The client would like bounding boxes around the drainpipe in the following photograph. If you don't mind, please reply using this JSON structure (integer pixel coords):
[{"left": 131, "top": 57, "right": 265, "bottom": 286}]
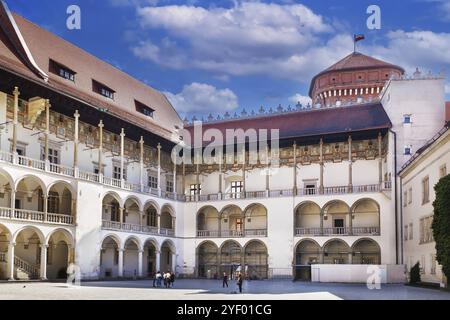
[
  {"left": 399, "top": 175, "right": 404, "bottom": 265},
  {"left": 389, "top": 129, "right": 399, "bottom": 265}
]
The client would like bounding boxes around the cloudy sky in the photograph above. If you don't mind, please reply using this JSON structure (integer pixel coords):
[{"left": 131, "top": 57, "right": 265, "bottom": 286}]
[{"left": 8, "top": 0, "right": 450, "bottom": 119}]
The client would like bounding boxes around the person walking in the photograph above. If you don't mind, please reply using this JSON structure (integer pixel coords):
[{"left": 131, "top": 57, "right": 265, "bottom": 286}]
[
  {"left": 237, "top": 272, "right": 243, "bottom": 293},
  {"left": 222, "top": 272, "right": 229, "bottom": 288},
  {"left": 156, "top": 271, "right": 162, "bottom": 288}
]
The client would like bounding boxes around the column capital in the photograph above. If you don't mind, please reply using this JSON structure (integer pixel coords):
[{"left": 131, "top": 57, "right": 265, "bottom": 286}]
[
  {"left": 120, "top": 128, "right": 125, "bottom": 137},
  {"left": 74, "top": 110, "right": 80, "bottom": 118},
  {"left": 157, "top": 143, "right": 161, "bottom": 150},
  {"left": 138, "top": 250, "right": 144, "bottom": 254},
  {"left": 139, "top": 136, "right": 144, "bottom": 145},
  {"left": 40, "top": 244, "right": 49, "bottom": 249},
  {"left": 13, "top": 86, "right": 20, "bottom": 96},
  {"left": 8, "top": 242, "right": 16, "bottom": 247},
  {"left": 45, "top": 99, "right": 51, "bottom": 109},
  {"left": 98, "top": 120, "right": 104, "bottom": 128}
]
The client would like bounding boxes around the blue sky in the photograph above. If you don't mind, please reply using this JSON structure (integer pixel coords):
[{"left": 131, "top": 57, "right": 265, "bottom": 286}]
[{"left": 7, "top": 0, "right": 450, "bottom": 119}]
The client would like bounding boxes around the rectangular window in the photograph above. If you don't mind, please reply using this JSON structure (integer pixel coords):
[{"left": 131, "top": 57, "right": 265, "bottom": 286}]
[
  {"left": 166, "top": 179, "right": 173, "bottom": 193},
  {"left": 403, "top": 114, "right": 412, "bottom": 124},
  {"left": 408, "top": 188, "right": 412, "bottom": 204},
  {"left": 440, "top": 164, "right": 447, "bottom": 178},
  {"left": 113, "top": 166, "right": 127, "bottom": 180},
  {"left": 148, "top": 175, "right": 158, "bottom": 189},
  {"left": 421, "top": 255, "right": 426, "bottom": 274},
  {"left": 231, "top": 181, "right": 243, "bottom": 198},
  {"left": 404, "top": 225, "right": 408, "bottom": 241},
  {"left": 431, "top": 254, "right": 436, "bottom": 275},
  {"left": 190, "top": 184, "right": 201, "bottom": 196},
  {"left": 49, "top": 59, "right": 75, "bottom": 82},
  {"left": 419, "top": 218, "right": 425, "bottom": 244},
  {"left": 403, "top": 190, "right": 408, "bottom": 207},
  {"left": 422, "top": 176, "right": 430, "bottom": 204},
  {"left": 135, "top": 100, "right": 154, "bottom": 118},
  {"left": 409, "top": 222, "right": 413, "bottom": 240},
  {"left": 93, "top": 80, "right": 115, "bottom": 100},
  {"left": 404, "top": 146, "right": 412, "bottom": 156},
  {"left": 304, "top": 182, "right": 317, "bottom": 195},
  {"left": 41, "top": 147, "right": 60, "bottom": 164}
]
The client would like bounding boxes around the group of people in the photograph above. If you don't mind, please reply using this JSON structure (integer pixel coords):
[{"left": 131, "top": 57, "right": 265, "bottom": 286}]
[
  {"left": 222, "top": 272, "right": 244, "bottom": 293},
  {"left": 153, "top": 271, "right": 175, "bottom": 288}
]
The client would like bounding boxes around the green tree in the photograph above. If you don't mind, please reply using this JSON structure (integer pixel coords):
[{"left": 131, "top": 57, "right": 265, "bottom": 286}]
[
  {"left": 432, "top": 175, "right": 450, "bottom": 286},
  {"left": 409, "top": 262, "right": 421, "bottom": 284}
]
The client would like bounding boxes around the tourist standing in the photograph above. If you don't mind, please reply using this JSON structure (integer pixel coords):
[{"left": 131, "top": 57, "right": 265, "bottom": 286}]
[
  {"left": 222, "top": 272, "right": 229, "bottom": 288},
  {"left": 170, "top": 272, "right": 175, "bottom": 288},
  {"left": 237, "top": 272, "right": 243, "bottom": 293},
  {"left": 156, "top": 271, "right": 162, "bottom": 288}
]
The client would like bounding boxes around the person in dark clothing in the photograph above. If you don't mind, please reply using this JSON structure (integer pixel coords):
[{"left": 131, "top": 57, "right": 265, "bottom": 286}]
[
  {"left": 222, "top": 272, "right": 229, "bottom": 288},
  {"left": 170, "top": 272, "right": 175, "bottom": 288},
  {"left": 237, "top": 272, "right": 243, "bottom": 293}
]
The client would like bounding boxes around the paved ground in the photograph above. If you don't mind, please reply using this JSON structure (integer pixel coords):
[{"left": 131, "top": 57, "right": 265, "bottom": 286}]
[{"left": 0, "top": 279, "right": 449, "bottom": 300}]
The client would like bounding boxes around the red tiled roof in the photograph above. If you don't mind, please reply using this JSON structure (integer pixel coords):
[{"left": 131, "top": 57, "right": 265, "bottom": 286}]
[
  {"left": 446, "top": 102, "right": 450, "bottom": 122},
  {"left": 186, "top": 102, "right": 391, "bottom": 146}
]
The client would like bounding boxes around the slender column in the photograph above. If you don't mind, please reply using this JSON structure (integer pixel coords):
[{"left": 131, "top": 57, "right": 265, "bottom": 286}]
[
  {"left": 293, "top": 142, "right": 297, "bottom": 194},
  {"left": 155, "top": 250, "right": 161, "bottom": 272},
  {"left": 139, "top": 211, "right": 144, "bottom": 227},
  {"left": 320, "top": 211, "right": 324, "bottom": 236},
  {"left": 98, "top": 120, "right": 104, "bottom": 175},
  {"left": 139, "top": 136, "right": 144, "bottom": 191},
  {"left": 7, "top": 242, "right": 15, "bottom": 280},
  {"left": 10, "top": 190, "right": 15, "bottom": 210},
  {"left": 173, "top": 161, "right": 177, "bottom": 196},
  {"left": 44, "top": 100, "right": 51, "bottom": 171},
  {"left": 73, "top": 110, "right": 80, "bottom": 170},
  {"left": 43, "top": 196, "right": 48, "bottom": 222},
  {"left": 120, "top": 128, "right": 125, "bottom": 187},
  {"left": 319, "top": 138, "right": 324, "bottom": 194},
  {"left": 348, "top": 135, "right": 353, "bottom": 192},
  {"left": 265, "top": 146, "right": 270, "bottom": 197},
  {"left": 138, "top": 250, "right": 143, "bottom": 277},
  {"left": 182, "top": 163, "right": 186, "bottom": 196},
  {"left": 40, "top": 244, "right": 48, "bottom": 280},
  {"left": 378, "top": 132, "right": 383, "bottom": 185},
  {"left": 242, "top": 147, "right": 246, "bottom": 196},
  {"left": 12, "top": 87, "right": 19, "bottom": 155},
  {"left": 119, "top": 207, "right": 124, "bottom": 224},
  {"left": 196, "top": 163, "right": 200, "bottom": 201},
  {"left": 349, "top": 209, "right": 353, "bottom": 236},
  {"left": 118, "top": 249, "right": 124, "bottom": 277},
  {"left": 218, "top": 159, "right": 223, "bottom": 195},
  {"left": 157, "top": 143, "right": 162, "bottom": 196}
]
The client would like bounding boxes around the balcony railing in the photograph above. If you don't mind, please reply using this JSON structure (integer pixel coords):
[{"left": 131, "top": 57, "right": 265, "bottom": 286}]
[
  {"left": 101, "top": 220, "right": 174, "bottom": 237},
  {"left": 196, "top": 229, "right": 267, "bottom": 238},
  {"left": 0, "top": 207, "right": 74, "bottom": 225},
  {"left": 295, "top": 226, "right": 380, "bottom": 236}
]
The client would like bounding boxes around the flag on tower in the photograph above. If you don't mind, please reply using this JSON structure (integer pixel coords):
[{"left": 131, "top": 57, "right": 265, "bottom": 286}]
[{"left": 353, "top": 34, "right": 365, "bottom": 52}]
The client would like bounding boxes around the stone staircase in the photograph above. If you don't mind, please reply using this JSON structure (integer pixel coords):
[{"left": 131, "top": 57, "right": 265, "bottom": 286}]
[{"left": 14, "top": 256, "right": 40, "bottom": 280}]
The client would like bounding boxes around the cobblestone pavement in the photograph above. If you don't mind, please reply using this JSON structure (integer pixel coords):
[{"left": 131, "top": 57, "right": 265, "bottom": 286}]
[{"left": 0, "top": 279, "right": 449, "bottom": 300}]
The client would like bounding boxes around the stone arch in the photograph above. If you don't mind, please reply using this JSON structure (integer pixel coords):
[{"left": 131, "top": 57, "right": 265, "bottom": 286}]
[
  {"left": 196, "top": 240, "right": 219, "bottom": 279},
  {"left": 220, "top": 205, "right": 244, "bottom": 237},
  {"left": 196, "top": 205, "right": 220, "bottom": 237},
  {"left": 323, "top": 238, "right": 351, "bottom": 264},
  {"left": 322, "top": 200, "right": 351, "bottom": 235},
  {"left": 124, "top": 195, "right": 142, "bottom": 212},
  {"left": 12, "top": 225, "right": 45, "bottom": 244},
  {"left": 124, "top": 197, "right": 142, "bottom": 226},
  {"left": 351, "top": 238, "right": 381, "bottom": 265},
  {"left": 47, "top": 181, "right": 75, "bottom": 215},
  {"left": 294, "top": 201, "right": 321, "bottom": 236},
  {"left": 14, "top": 175, "right": 47, "bottom": 211},
  {"left": 219, "top": 240, "right": 242, "bottom": 278},
  {"left": 102, "top": 192, "right": 122, "bottom": 223},
  {"left": 46, "top": 228, "right": 74, "bottom": 280},
  {"left": 160, "top": 204, "right": 175, "bottom": 231},
  {"left": 100, "top": 235, "right": 121, "bottom": 278},
  {"left": 243, "top": 240, "right": 268, "bottom": 279},
  {"left": 12, "top": 226, "right": 45, "bottom": 279},
  {"left": 143, "top": 238, "right": 159, "bottom": 277},
  {"left": 350, "top": 198, "right": 381, "bottom": 235},
  {"left": 160, "top": 239, "right": 176, "bottom": 273},
  {"left": 0, "top": 169, "right": 15, "bottom": 209}
]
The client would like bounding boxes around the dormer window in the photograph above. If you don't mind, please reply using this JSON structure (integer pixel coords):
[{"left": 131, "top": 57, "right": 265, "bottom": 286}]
[
  {"left": 93, "top": 80, "right": 115, "bottom": 100},
  {"left": 49, "top": 59, "right": 75, "bottom": 81},
  {"left": 135, "top": 100, "right": 154, "bottom": 118}
]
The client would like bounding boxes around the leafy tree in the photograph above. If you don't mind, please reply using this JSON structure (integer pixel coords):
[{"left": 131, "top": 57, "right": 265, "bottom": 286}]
[
  {"left": 409, "top": 262, "right": 421, "bottom": 284},
  {"left": 432, "top": 175, "right": 450, "bottom": 286}
]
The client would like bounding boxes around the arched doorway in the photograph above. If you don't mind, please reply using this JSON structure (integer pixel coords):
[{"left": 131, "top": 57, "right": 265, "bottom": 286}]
[
  {"left": 46, "top": 229, "right": 74, "bottom": 280},
  {"left": 323, "top": 239, "right": 350, "bottom": 264},
  {"left": 0, "top": 223, "right": 12, "bottom": 280},
  {"left": 244, "top": 240, "right": 268, "bottom": 279},
  {"left": 100, "top": 235, "right": 120, "bottom": 278},
  {"left": 352, "top": 239, "right": 381, "bottom": 264},
  {"left": 219, "top": 240, "right": 242, "bottom": 279},
  {"left": 143, "top": 239, "right": 157, "bottom": 277},
  {"left": 160, "top": 240, "right": 175, "bottom": 273},
  {"left": 123, "top": 237, "right": 140, "bottom": 278},
  {"left": 197, "top": 241, "right": 218, "bottom": 279},
  {"left": 295, "top": 239, "right": 321, "bottom": 281},
  {"left": 13, "top": 227, "right": 45, "bottom": 280}
]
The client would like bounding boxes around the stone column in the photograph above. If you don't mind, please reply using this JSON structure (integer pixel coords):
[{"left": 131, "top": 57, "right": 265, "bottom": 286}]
[
  {"left": 293, "top": 142, "right": 297, "bottom": 195},
  {"left": 218, "top": 158, "right": 223, "bottom": 197},
  {"left": 98, "top": 120, "right": 104, "bottom": 175},
  {"left": 348, "top": 135, "right": 353, "bottom": 192},
  {"left": 10, "top": 190, "right": 15, "bottom": 210},
  {"left": 138, "top": 250, "right": 143, "bottom": 277},
  {"left": 378, "top": 133, "right": 383, "bottom": 185},
  {"left": 182, "top": 163, "right": 186, "bottom": 196},
  {"left": 348, "top": 209, "right": 353, "bottom": 236},
  {"left": 173, "top": 161, "right": 177, "bottom": 196},
  {"left": 319, "top": 138, "right": 324, "bottom": 194},
  {"left": 139, "top": 136, "right": 144, "bottom": 192},
  {"left": 44, "top": 100, "right": 51, "bottom": 171},
  {"left": 7, "top": 242, "right": 15, "bottom": 280},
  {"left": 119, "top": 207, "right": 124, "bottom": 224},
  {"left": 118, "top": 249, "right": 124, "bottom": 277},
  {"left": 43, "top": 196, "right": 48, "bottom": 222},
  {"left": 40, "top": 244, "right": 48, "bottom": 280},
  {"left": 242, "top": 147, "right": 246, "bottom": 197},
  {"left": 156, "top": 250, "right": 161, "bottom": 272},
  {"left": 196, "top": 163, "right": 200, "bottom": 201},
  {"left": 120, "top": 128, "right": 125, "bottom": 187},
  {"left": 139, "top": 210, "right": 144, "bottom": 227},
  {"left": 12, "top": 87, "right": 19, "bottom": 156},
  {"left": 172, "top": 253, "right": 177, "bottom": 273},
  {"left": 73, "top": 110, "right": 80, "bottom": 170},
  {"left": 157, "top": 143, "right": 162, "bottom": 196}
]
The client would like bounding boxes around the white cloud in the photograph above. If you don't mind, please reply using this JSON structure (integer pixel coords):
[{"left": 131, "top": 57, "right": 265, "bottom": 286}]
[
  {"left": 132, "top": 2, "right": 342, "bottom": 82},
  {"left": 289, "top": 93, "right": 312, "bottom": 106},
  {"left": 164, "top": 82, "right": 239, "bottom": 115}
]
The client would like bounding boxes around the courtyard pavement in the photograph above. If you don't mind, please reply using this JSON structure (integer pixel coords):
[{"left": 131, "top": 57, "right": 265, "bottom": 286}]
[{"left": 0, "top": 279, "right": 449, "bottom": 300}]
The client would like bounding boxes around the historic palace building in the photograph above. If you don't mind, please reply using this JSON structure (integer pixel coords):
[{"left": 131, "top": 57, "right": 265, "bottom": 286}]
[{"left": 0, "top": 1, "right": 447, "bottom": 283}]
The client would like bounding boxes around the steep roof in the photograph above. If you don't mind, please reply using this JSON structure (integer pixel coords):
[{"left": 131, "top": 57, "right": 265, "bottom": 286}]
[
  {"left": 0, "top": 1, "right": 183, "bottom": 143},
  {"left": 308, "top": 52, "right": 405, "bottom": 97},
  {"left": 186, "top": 102, "right": 392, "bottom": 146}
]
